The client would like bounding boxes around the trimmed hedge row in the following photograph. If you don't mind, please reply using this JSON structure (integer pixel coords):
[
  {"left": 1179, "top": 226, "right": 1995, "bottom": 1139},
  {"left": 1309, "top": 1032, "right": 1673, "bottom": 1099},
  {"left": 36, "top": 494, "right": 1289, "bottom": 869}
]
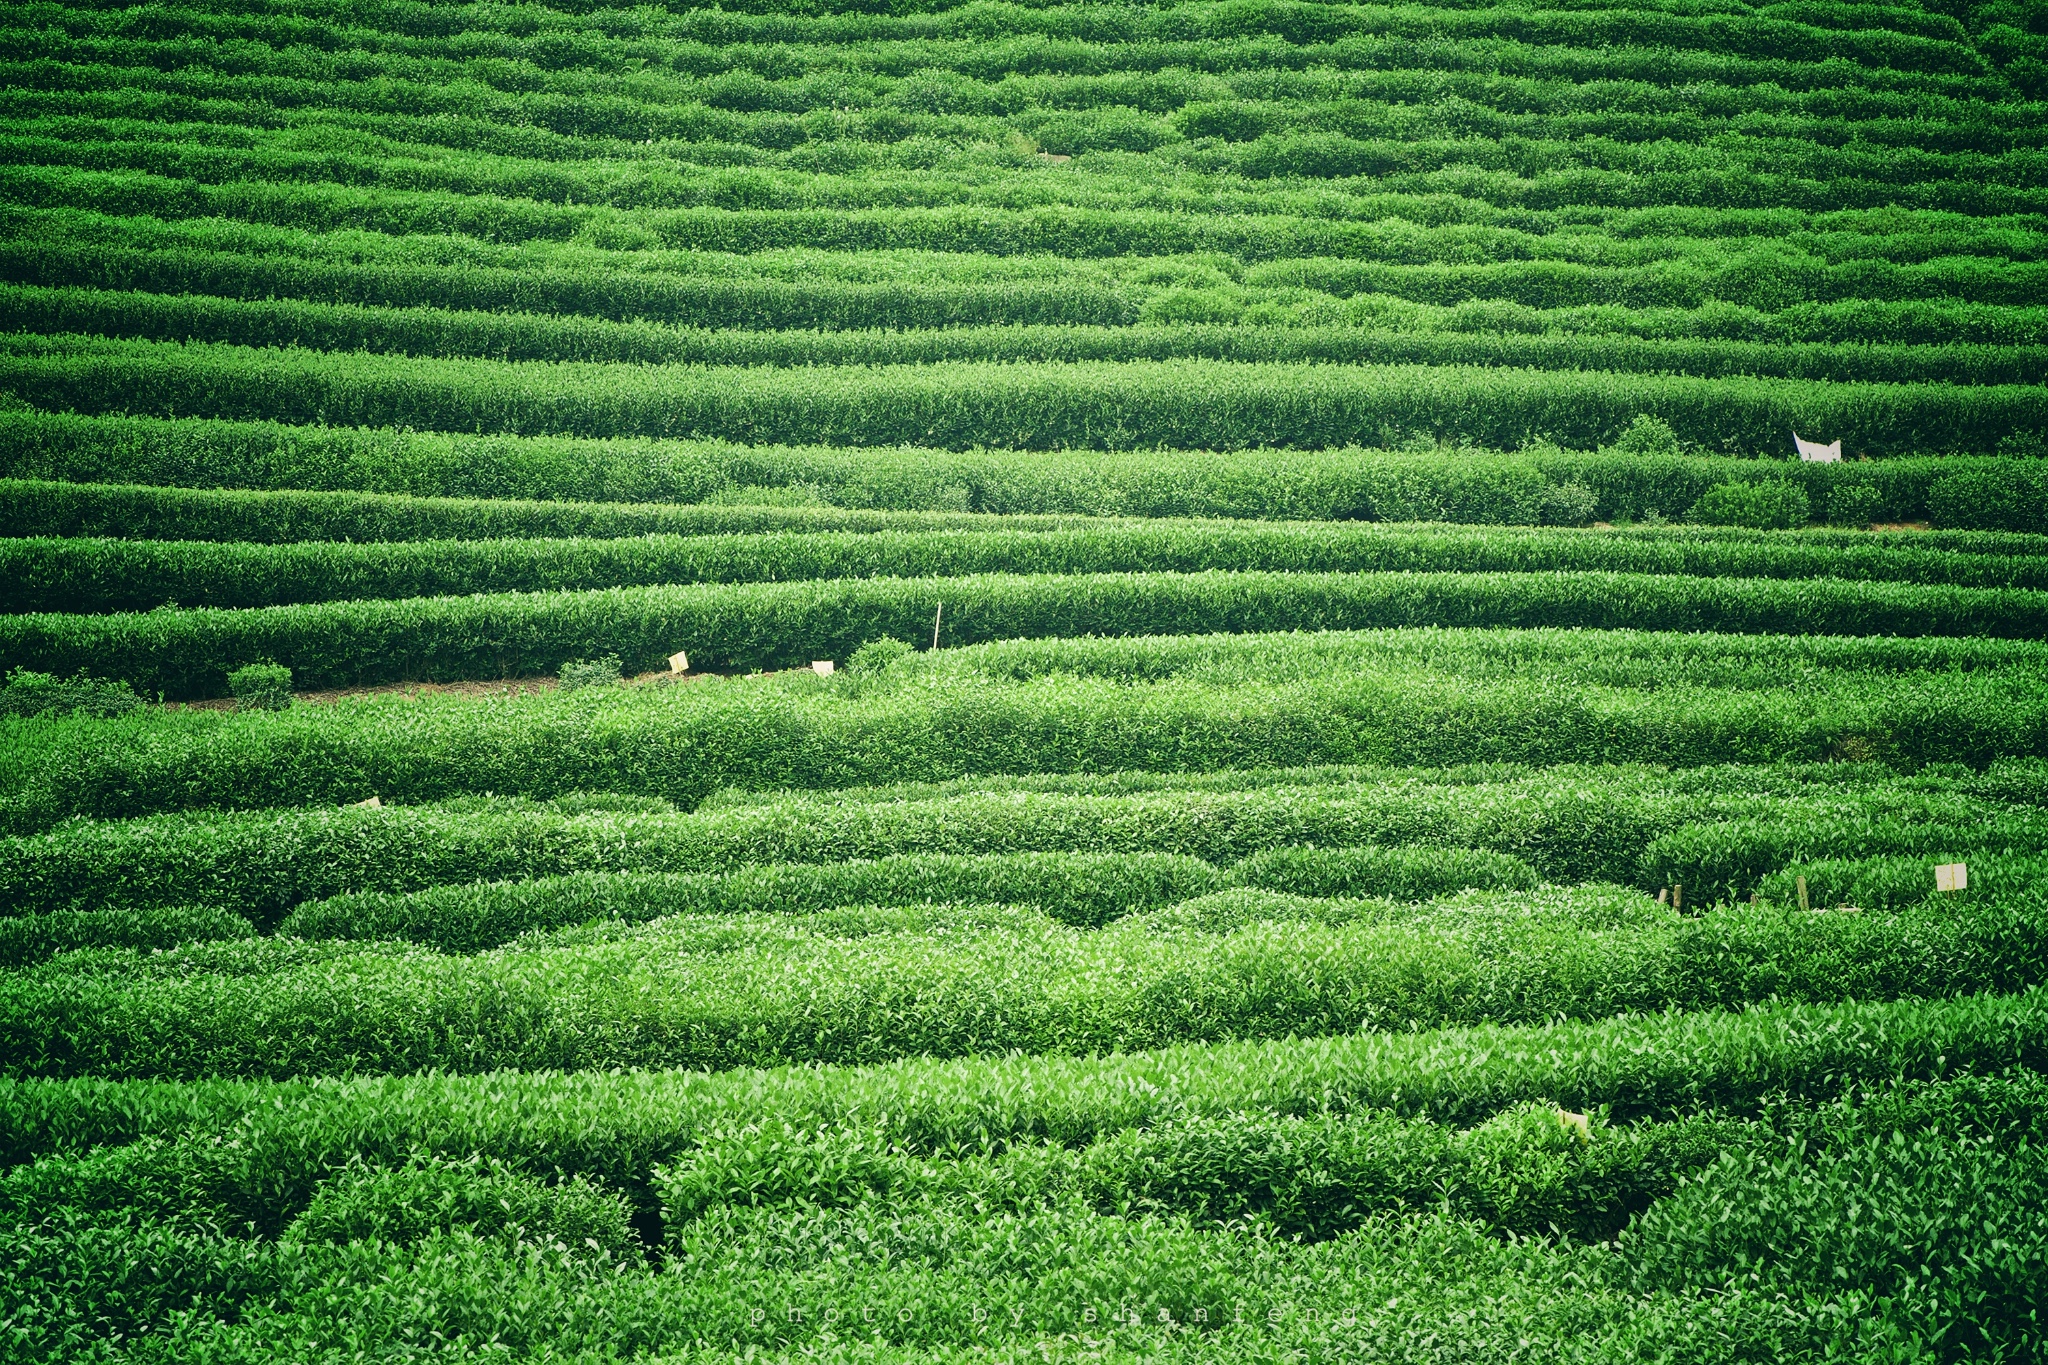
[
  {"left": 12, "top": 1158, "right": 2016, "bottom": 1360},
  {"left": 4, "top": 987, "right": 2042, "bottom": 1184},
  {"left": 9, "top": 631, "right": 2047, "bottom": 828},
  {"left": 1757, "top": 853, "right": 2048, "bottom": 910},
  {"left": 9, "top": 410, "right": 2044, "bottom": 531},
  {"left": 14, "top": 521, "right": 2048, "bottom": 615},
  {"left": 12, "top": 889, "right": 2044, "bottom": 1079},
  {"left": 0, "top": 478, "right": 1128, "bottom": 544},
  {"left": 5, "top": 2, "right": 1998, "bottom": 78},
  {"left": 13, "top": 477, "right": 2048, "bottom": 559},
  {"left": 0, "top": 905, "right": 254, "bottom": 969},
  {"left": 13, "top": 284, "right": 2045, "bottom": 385},
  {"left": 36, "top": 206, "right": 2046, "bottom": 302},
  {"left": 7, "top": 568, "right": 2047, "bottom": 697},
  {"left": 283, "top": 852, "right": 1229, "bottom": 948},
  {"left": 1, "top": 771, "right": 2028, "bottom": 921},
  {"left": 5, "top": 334, "right": 2044, "bottom": 456},
  {"left": 275, "top": 844, "right": 1537, "bottom": 951}
]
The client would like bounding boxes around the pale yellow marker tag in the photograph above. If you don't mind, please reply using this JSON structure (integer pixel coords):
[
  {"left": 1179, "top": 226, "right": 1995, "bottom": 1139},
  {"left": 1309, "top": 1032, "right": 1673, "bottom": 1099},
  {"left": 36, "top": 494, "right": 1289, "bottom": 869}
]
[
  {"left": 353, "top": 795, "right": 382, "bottom": 809},
  {"left": 1557, "top": 1109, "right": 1592, "bottom": 1142},
  {"left": 1935, "top": 862, "right": 1968, "bottom": 892},
  {"left": 811, "top": 660, "right": 834, "bottom": 677},
  {"left": 668, "top": 650, "right": 689, "bottom": 674}
]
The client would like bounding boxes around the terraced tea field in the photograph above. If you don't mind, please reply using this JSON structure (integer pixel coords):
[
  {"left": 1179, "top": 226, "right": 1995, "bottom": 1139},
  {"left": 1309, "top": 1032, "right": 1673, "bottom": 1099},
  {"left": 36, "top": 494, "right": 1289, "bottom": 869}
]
[{"left": 3, "top": 0, "right": 2048, "bottom": 1358}]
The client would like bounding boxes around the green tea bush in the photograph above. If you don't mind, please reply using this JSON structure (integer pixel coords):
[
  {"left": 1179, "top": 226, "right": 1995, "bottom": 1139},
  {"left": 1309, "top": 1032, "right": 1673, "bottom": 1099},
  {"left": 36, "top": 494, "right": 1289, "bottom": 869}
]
[
  {"left": 8, "top": 633, "right": 2047, "bottom": 831},
  {"left": 9, "top": 568, "right": 2046, "bottom": 699},
  {"left": 3, "top": 0, "right": 2046, "bottom": 1349},
  {"left": 5, "top": 990, "right": 2043, "bottom": 1193},
  {"left": 9, "top": 891, "right": 2043, "bottom": 1079},
  {"left": 280, "top": 853, "right": 1224, "bottom": 949},
  {"left": 0, "top": 768, "right": 1967, "bottom": 919},
  {"left": 1825, "top": 481, "right": 1884, "bottom": 527},
  {"left": 557, "top": 655, "right": 622, "bottom": 691},
  {"left": 1756, "top": 853, "right": 2048, "bottom": 910},
  {"left": 8, "top": 411, "right": 2041, "bottom": 529},
  {"left": 1929, "top": 464, "right": 2048, "bottom": 534},
  {"left": 19, "top": 519, "right": 2048, "bottom": 615},
  {"left": 225, "top": 662, "right": 291, "bottom": 711},
  {"left": 848, "top": 635, "right": 915, "bottom": 673},
  {"left": 1608, "top": 414, "right": 1685, "bottom": 458},
  {"left": 283, "top": 1154, "right": 636, "bottom": 1258},
  {"left": 0, "top": 667, "right": 140, "bottom": 719},
  {"left": 1623, "top": 1131, "right": 2048, "bottom": 1358},
  {"left": 0, "top": 906, "right": 255, "bottom": 969},
  {"left": 1539, "top": 480, "right": 1599, "bottom": 526},
  {"left": 655, "top": 1102, "right": 1748, "bottom": 1242},
  {"left": 7, "top": 334, "right": 2040, "bottom": 458},
  {"left": 1235, "top": 844, "right": 1540, "bottom": 899},
  {"left": 1687, "top": 481, "right": 1811, "bottom": 530}
]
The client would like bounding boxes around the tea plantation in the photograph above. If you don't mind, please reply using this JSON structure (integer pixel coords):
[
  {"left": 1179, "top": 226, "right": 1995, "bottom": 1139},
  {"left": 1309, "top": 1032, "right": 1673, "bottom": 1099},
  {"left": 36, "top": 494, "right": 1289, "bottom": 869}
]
[{"left": 3, "top": 0, "right": 2048, "bottom": 1358}]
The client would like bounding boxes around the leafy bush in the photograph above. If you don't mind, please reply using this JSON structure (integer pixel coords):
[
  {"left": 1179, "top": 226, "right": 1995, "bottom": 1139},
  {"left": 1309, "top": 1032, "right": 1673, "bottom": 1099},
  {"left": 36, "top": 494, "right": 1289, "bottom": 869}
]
[
  {"left": 1929, "top": 465, "right": 2048, "bottom": 534},
  {"left": 281, "top": 852, "right": 1223, "bottom": 950},
  {"left": 11, "top": 566, "right": 2046, "bottom": 699},
  {"left": 225, "top": 661, "right": 292, "bottom": 711},
  {"left": 655, "top": 1102, "right": 1745, "bottom": 1242},
  {"left": 1539, "top": 480, "right": 1598, "bottom": 526},
  {"left": 12, "top": 889, "right": 2045, "bottom": 1079},
  {"left": 284, "top": 1154, "right": 636, "bottom": 1258},
  {"left": 9, "top": 335, "right": 2040, "bottom": 458},
  {"left": 0, "top": 667, "right": 141, "bottom": 719},
  {"left": 1687, "top": 480, "right": 1810, "bottom": 530},
  {"left": 0, "top": 766, "right": 1973, "bottom": 920},
  {"left": 1624, "top": 1131, "right": 2048, "bottom": 1358},
  {"left": 1826, "top": 481, "right": 1883, "bottom": 527},
  {"left": 558, "top": 655, "right": 622, "bottom": 691},
  {"left": 1235, "top": 844, "right": 1540, "bottom": 900},
  {"left": 5, "top": 414, "right": 2034, "bottom": 530},
  {"left": 19, "top": 518, "right": 2048, "bottom": 616},
  {"left": 0, "top": 905, "right": 255, "bottom": 969},
  {"left": 7, "top": 636, "right": 2047, "bottom": 831},
  {"left": 7, "top": 990, "right": 2042, "bottom": 1201},
  {"left": 1609, "top": 414, "right": 1685, "bottom": 457},
  {"left": 848, "top": 635, "right": 915, "bottom": 674}
]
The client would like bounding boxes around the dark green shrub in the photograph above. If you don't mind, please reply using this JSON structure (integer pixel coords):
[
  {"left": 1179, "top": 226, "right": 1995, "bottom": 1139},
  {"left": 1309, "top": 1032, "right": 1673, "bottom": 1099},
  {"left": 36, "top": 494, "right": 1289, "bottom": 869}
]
[
  {"left": 1623, "top": 1131, "right": 2048, "bottom": 1358},
  {"left": 558, "top": 655, "right": 622, "bottom": 691},
  {"left": 849, "top": 636, "right": 915, "bottom": 673},
  {"left": 1609, "top": 414, "right": 1684, "bottom": 457},
  {"left": 0, "top": 905, "right": 255, "bottom": 969},
  {"left": 1687, "top": 480, "right": 1810, "bottom": 530},
  {"left": 1236, "top": 844, "right": 1540, "bottom": 900},
  {"left": 225, "top": 662, "right": 292, "bottom": 711},
  {"left": 1539, "top": 481, "right": 1598, "bottom": 526},
  {"left": 0, "top": 667, "right": 141, "bottom": 719},
  {"left": 283, "top": 1154, "right": 636, "bottom": 1257},
  {"left": 1929, "top": 467, "right": 2048, "bottom": 533},
  {"left": 1826, "top": 481, "right": 1883, "bottom": 527}
]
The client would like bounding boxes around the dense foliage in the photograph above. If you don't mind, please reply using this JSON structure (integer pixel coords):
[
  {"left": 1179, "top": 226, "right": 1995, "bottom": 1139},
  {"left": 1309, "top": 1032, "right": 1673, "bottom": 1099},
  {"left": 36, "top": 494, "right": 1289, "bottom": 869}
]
[{"left": 5, "top": 0, "right": 2048, "bottom": 1356}]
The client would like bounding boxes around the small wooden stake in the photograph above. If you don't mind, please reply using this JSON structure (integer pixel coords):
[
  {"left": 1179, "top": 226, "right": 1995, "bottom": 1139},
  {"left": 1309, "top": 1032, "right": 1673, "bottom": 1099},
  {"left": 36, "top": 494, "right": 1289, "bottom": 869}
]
[
  {"left": 1656, "top": 887, "right": 1668, "bottom": 905},
  {"left": 932, "top": 601, "right": 944, "bottom": 651},
  {"left": 1672, "top": 882, "right": 1683, "bottom": 914},
  {"left": 1796, "top": 874, "right": 1809, "bottom": 914}
]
